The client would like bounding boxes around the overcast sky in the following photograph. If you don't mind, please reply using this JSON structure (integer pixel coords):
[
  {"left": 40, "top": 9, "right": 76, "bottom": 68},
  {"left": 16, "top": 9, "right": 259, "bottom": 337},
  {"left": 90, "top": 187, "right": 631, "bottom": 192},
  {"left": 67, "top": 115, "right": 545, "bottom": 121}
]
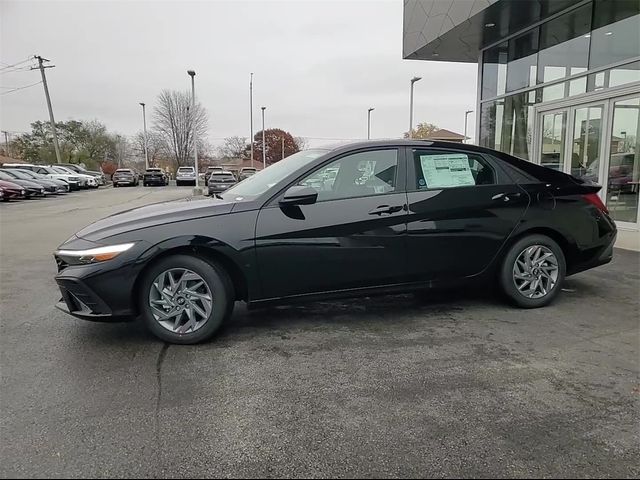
[{"left": 0, "top": 0, "right": 477, "bottom": 148}]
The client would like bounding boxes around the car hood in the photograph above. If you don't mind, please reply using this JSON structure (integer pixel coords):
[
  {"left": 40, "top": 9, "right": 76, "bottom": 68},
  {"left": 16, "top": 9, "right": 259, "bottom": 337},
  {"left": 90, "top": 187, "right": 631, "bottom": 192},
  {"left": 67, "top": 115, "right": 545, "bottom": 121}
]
[
  {"left": 75, "top": 196, "right": 236, "bottom": 241},
  {"left": 0, "top": 179, "right": 23, "bottom": 191},
  {"left": 3, "top": 178, "right": 42, "bottom": 189}
]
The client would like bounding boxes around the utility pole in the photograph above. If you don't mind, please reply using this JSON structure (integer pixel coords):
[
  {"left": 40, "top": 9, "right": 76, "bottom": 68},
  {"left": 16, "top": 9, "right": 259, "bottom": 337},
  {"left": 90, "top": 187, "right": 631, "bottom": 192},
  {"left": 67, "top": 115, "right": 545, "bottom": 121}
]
[
  {"left": 250, "top": 73, "right": 254, "bottom": 168},
  {"left": 187, "top": 70, "right": 201, "bottom": 195},
  {"left": 261, "top": 107, "right": 266, "bottom": 169},
  {"left": 367, "top": 107, "right": 375, "bottom": 140},
  {"left": 1, "top": 131, "right": 9, "bottom": 157},
  {"left": 139, "top": 102, "right": 149, "bottom": 170},
  {"left": 409, "top": 76, "right": 422, "bottom": 138},
  {"left": 33, "top": 56, "right": 62, "bottom": 164}
]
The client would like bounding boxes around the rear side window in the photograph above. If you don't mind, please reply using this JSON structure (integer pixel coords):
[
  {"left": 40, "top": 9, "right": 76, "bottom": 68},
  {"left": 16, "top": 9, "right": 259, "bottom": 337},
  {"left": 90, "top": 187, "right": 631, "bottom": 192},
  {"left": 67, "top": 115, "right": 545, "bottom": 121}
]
[{"left": 411, "top": 150, "right": 496, "bottom": 190}]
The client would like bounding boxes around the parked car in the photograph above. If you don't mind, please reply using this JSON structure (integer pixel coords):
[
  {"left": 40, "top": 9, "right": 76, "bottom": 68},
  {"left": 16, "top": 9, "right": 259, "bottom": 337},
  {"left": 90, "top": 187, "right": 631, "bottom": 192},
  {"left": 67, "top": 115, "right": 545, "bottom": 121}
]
[
  {"left": 6, "top": 164, "right": 81, "bottom": 191},
  {"left": 57, "top": 163, "right": 106, "bottom": 186},
  {"left": 0, "top": 168, "right": 65, "bottom": 194},
  {"left": 0, "top": 179, "right": 26, "bottom": 201},
  {"left": 112, "top": 169, "right": 140, "bottom": 187},
  {"left": 53, "top": 140, "right": 617, "bottom": 344},
  {"left": 7, "top": 168, "right": 69, "bottom": 193},
  {"left": 204, "top": 166, "right": 224, "bottom": 185},
  {"left": 206, "top": 171, "right": 237, "bottom": 196},
  {"left": 143, "top": 168, "right": 169, "bottom": 186},
  {"left": 176, "top": 166, "right": 197, "bottom": 186},
  {"left": 50, "top": 166, "right": 98, "bottom": 188},
  {"left": 238, "top": 167, "right": 258, "bottom": 181},
  {"left": 0, "top": 170, "right": 45, "bottom": 197}
]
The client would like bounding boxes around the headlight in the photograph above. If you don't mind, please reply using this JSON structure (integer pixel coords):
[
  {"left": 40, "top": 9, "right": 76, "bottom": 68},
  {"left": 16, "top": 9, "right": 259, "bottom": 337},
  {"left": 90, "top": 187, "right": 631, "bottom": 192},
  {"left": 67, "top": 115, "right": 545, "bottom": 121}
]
[{"left": 56, "top": 242, "right": 135, "bottom": 265}]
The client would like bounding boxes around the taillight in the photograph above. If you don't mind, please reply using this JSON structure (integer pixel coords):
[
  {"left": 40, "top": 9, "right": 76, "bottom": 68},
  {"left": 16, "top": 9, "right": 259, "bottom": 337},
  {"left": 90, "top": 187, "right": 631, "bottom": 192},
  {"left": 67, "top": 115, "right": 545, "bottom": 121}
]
[{"left": 582, "top": 193, "right": 608, "bottom": 214}]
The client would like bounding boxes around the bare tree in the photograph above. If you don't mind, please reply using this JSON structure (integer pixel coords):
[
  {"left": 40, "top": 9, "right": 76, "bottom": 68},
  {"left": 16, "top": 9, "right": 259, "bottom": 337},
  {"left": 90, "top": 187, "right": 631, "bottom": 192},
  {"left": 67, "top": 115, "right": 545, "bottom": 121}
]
[
  {"left": 152, "top": 89, "right": 208, "bottom": 168},
  {"left": 218, "top": 136, "right": 248, "bottom": 159},
  {"left": 132, "top": 130, "right": 167, "bottom": 168}
]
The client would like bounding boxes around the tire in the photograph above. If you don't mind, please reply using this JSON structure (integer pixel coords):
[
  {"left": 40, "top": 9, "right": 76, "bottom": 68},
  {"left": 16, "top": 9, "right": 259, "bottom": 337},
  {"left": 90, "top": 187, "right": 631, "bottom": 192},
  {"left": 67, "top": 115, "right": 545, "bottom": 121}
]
[
  {"left": 499, "top": 234, "right": 566, "bottom": 308},
  {"left": 138, "top": 254, "right": 234, "bottom": 344},
  {"left": 143, "top": 182, "right": 147, "bottom": 187}
]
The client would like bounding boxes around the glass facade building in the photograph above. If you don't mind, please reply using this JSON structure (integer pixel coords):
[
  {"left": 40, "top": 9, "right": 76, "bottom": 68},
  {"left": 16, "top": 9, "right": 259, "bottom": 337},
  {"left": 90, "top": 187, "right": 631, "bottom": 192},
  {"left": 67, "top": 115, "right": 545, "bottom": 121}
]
[{"left": 403, "top": 0, "right": 640, "bottom": 248}]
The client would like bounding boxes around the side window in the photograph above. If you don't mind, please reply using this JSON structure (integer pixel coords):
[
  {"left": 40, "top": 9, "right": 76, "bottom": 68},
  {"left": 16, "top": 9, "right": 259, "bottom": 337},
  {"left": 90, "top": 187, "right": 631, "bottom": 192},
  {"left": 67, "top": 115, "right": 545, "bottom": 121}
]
[
  {"left": 411, "top": 149, "right": 496, "bottom": 190},
  {"left": 299, "top": 149, "right": 398, "bottom": 201}
]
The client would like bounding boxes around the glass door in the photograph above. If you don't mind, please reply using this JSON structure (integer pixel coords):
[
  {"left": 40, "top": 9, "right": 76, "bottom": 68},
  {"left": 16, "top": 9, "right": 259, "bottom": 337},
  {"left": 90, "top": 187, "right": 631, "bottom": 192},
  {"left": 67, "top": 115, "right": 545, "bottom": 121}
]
[
  {"left": 568, "top": 104, "right": 606, "bottom": 185},
  {"left": 538, "top": 109, "right": 567, "bottom": 171},
  {"left": 536, "top": 102, "right": 608, "bottom": 184},
  {"left": 604, "top": 96, "right": 640, "bottom": 225}
]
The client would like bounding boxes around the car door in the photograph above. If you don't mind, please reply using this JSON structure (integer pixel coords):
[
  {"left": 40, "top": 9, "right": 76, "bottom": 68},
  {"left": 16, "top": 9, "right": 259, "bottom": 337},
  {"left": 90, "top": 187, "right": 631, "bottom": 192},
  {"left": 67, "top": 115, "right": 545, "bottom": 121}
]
[
  {"left": 405, "top": 146, "right": 529, "bottom": 282},
  {"left": 255, "top": 147, "right": 408, "bottom": 300}
]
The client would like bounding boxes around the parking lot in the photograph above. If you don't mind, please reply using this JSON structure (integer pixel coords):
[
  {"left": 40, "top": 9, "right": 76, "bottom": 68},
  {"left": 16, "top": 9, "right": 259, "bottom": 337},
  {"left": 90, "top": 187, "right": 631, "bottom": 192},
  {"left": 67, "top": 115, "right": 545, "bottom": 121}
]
[{"left": 1, "top": 186, "right": 639, "bottom": 478}]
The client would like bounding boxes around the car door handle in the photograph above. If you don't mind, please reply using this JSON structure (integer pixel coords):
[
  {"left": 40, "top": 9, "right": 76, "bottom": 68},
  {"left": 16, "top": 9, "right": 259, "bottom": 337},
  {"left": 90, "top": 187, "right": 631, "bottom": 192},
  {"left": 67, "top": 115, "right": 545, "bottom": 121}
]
[
  {"left": 492, "top": 192, "right": 521, "bottom": 202},
  {"left": 369, "top": 204, "right": 404, "bottom": 215}
]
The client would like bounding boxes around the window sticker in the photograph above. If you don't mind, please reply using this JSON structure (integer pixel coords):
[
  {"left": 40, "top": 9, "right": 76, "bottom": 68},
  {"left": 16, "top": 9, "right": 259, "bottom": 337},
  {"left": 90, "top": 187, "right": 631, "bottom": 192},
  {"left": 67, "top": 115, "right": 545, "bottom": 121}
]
[{"left": 419, "top": 154, "right": 475, "bottom": 188}]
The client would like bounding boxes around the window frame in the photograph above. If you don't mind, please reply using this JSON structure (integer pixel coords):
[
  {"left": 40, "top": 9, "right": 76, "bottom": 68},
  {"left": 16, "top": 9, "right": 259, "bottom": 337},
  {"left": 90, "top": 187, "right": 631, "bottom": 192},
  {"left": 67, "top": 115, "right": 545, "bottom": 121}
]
[
  {"left": 405, "top": 147, "right": 511, "bottom": 193},
  {"left": 265, "top": 146, "right": 407, "bottom": 207}
]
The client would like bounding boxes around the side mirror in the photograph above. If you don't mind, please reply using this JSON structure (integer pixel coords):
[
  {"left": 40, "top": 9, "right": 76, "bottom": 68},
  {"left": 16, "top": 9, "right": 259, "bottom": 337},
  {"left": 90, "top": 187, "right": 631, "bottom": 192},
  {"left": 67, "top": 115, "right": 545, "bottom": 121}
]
[{"left": 280, "top": 185, "right": 318, "bottom": 206}]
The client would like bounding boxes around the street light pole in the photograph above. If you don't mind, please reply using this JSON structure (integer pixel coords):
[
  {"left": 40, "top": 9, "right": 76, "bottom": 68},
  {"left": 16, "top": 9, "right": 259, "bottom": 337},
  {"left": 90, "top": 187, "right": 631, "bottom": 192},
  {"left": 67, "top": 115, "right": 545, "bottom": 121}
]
[
  {"left": 187, "top": 70, "right": 200, "bottom": 194},
  {"left": 409, "top": 76, "right": 421, "bottom": 138},
  {"left": 139, "top": 102, "right": 149, "bottom": 170},
  {"left": 261, "top": 106, "right": 266, "bottom": 169},
  {"left": 464, "top": 110, "right": 473, "bottom": 144},
  {"left": 367, "top": 107, "right": 375, "bottom": 140},
  {"left": 250, "top": 72, "right": 254, "bottom": 168}
]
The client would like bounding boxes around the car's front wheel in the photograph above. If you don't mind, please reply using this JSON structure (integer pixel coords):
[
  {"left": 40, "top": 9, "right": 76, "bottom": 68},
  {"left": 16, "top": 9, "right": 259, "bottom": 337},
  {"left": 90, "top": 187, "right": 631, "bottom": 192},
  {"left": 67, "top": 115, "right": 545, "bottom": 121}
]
[
  {"left": 500, "top": 234, "right": 566, "bottom": 308},
  {"left": 139, "top": 254, "right": 234, "bottom": 344}
]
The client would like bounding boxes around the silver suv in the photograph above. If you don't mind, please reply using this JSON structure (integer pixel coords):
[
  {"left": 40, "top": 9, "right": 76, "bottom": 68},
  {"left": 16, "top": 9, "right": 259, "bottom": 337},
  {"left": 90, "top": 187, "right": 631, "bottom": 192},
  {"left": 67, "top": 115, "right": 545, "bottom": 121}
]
[{"left": 176, "top": 166, "right": 196, "bottom": 186}]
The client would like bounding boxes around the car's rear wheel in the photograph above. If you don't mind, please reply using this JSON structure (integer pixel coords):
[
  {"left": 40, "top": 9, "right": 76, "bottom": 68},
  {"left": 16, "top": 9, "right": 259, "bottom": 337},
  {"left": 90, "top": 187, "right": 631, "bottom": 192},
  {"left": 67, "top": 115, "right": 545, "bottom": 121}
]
[
  {"left": 139, "top": 254, "right": 234, "bottom": 344},
  {"left": 500, "top": 234, "right": 566, "bottom": 308}
]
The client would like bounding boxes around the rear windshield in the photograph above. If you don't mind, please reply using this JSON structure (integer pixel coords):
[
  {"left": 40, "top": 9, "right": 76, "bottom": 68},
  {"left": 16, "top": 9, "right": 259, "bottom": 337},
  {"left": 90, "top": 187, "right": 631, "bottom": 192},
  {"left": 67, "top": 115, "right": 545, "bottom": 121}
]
[
  {"left": 178, "top": 167, "right": 194, "bottom": 172},
  {"left": 211, "top": 174, "right": 235, "bottom": 181},
  {"left": 146, "top": 169, "right": 162, "bottom": 172},
  {"left": 115, "top": 169, "right": 132, "bottom": 173}
]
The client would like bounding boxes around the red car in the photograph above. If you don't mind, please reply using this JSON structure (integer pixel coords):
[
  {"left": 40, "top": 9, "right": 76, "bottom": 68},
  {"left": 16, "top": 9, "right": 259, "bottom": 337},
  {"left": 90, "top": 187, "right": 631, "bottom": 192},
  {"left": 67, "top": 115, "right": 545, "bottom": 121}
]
[{"left": 0, "top": 179, "right": 26, "bottom": 201}]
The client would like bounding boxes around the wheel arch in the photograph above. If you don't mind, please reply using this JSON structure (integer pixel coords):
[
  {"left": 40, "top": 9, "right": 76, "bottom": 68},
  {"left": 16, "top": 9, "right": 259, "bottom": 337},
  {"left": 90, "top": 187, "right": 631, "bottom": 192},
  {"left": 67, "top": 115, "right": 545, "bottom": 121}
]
[
  {"left": 502, "top": 226, "right": 577, "bottom": 272},
  {"left": 131, "top": 243, "right": 249, "bottom": 316}
]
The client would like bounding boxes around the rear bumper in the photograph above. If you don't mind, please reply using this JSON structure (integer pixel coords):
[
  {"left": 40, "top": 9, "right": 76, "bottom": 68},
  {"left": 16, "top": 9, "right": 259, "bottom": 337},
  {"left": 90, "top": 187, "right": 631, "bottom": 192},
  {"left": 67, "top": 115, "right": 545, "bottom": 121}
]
[
  {"left": 568, "top": 229, "right": 617, "bottom": 276},
  {"left": 144, "top": 177, "right": 166, "bottom": 184}
]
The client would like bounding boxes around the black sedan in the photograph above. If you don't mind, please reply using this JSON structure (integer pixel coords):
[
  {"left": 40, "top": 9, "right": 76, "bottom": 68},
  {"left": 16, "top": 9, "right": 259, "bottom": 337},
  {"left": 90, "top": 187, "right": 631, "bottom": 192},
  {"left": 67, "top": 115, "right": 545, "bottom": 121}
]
[{"left": 54, "top": 140, "right": 616, "bottom": 344}]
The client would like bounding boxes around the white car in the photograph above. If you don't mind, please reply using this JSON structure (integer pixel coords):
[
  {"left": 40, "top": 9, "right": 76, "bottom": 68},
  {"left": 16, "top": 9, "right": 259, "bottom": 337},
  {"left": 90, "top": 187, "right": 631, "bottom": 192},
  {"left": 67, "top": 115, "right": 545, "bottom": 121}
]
[
  {"left": 51, "top": 166, "right": 98, "bottom": 188},
  {"left": 176, "top": 166, "right": 196, "bottom": 186},
  {"left": 13, "top": 165, "right": 81, "bottom": 191}
]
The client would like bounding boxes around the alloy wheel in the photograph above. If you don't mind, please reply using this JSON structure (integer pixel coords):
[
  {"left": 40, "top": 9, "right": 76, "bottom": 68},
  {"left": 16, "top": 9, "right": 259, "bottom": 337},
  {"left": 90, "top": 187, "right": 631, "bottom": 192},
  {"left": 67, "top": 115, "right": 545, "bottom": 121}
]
[
  {"left": 148, "top": 268, "right": 213, "bottom": 334},
  {"left": 512, "top": 245, "right": 559, "bottom": 299}
]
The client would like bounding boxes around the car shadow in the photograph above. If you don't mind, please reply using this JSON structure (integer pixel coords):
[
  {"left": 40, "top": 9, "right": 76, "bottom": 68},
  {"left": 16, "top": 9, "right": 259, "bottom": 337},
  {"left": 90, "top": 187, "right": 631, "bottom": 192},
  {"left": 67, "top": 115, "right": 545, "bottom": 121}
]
[{"left": 71, "top": 278, "right": 599, "bottom": 347}]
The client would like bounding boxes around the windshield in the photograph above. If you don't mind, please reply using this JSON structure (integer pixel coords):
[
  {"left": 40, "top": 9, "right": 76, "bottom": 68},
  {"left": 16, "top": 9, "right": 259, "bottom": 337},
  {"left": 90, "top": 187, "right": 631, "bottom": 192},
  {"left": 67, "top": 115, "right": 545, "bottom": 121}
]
[
  {"left": 2, "top": 170, "right": 29, "bottom": 180},
  {"left": 115, "top": 169, "right": 132, "bottom": 173},
  {"left": 146, "top": 169, "right": 162, "bottom": 172},
  {"left": 52, "top": 166, "right": 73, "bottom": 174},
  {"left": 225, "top": 149, "right": 328, "bottom": 198},
  {"left": 178, "top": 167, "right": 194, "bottom": 172}
]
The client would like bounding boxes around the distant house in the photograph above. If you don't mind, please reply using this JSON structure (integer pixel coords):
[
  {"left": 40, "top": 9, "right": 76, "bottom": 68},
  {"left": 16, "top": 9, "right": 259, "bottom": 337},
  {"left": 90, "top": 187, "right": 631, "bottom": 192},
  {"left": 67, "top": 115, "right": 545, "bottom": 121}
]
[{"left": 424, "top": 129, "right": 467, "bottom": 143}]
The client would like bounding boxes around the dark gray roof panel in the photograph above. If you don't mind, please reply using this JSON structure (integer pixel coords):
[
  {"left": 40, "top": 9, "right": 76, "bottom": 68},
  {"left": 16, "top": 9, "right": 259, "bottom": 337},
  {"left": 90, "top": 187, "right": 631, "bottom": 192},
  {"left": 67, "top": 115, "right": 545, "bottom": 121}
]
[{"left": 403, "top": 0, "right": 583, "bottom": 62}]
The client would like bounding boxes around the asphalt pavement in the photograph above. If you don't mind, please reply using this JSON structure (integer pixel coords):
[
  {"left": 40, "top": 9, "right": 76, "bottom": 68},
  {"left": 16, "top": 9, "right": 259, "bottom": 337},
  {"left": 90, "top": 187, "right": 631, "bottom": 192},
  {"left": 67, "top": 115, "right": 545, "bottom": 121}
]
[{"left": 1, "top": 185, "right": 639, "bottom": 478}]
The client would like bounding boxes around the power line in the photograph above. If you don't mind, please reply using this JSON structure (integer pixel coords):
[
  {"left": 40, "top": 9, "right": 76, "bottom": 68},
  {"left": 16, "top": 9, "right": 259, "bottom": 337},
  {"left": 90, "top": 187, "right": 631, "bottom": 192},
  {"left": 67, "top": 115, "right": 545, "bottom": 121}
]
[
  {"left": 0, "top": 57, "right": 32, "bottom": 71},
  {"left": 0, "top": 65, "right": 34, "bottom": 75},
  {"left": 0, "top": 81, "right": 42, "bottom": 95}
]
